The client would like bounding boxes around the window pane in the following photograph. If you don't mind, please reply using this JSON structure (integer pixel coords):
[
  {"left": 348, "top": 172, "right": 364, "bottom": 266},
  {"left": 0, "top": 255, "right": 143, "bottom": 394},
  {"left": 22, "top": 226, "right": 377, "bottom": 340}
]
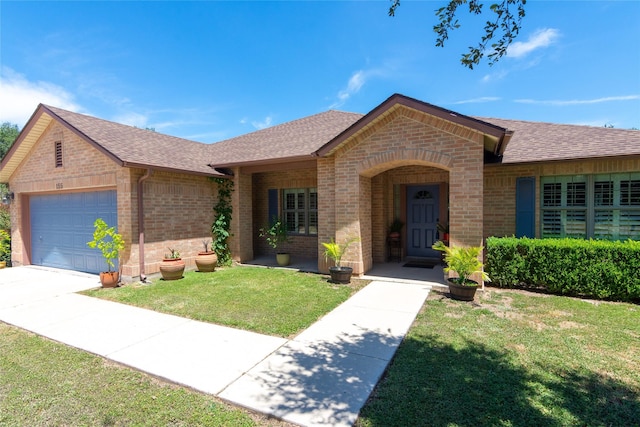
[
  {"left": 621, "top": 180, "right": 640, "bottom": 206},
  {"left": 594, "top": 210, "right": 614, "bottom": 239},
  {"left": 285, "top": 192, "right": 296, "bottom": 210},
  {"left": 619, "top": 211, "right": 640, "bottom": 240},
  {"left": 285, "top": 212, "right": 297, "bottom": 232},
  {"left": 308, "top": 211, "right": 318, "bottom": 235},
  {"left": 297, "top": 191, "right": 305, "bottom": 210},
  {"left": 296, "top": 212, "right": 305, "bottom": 233},
  {"left": 567, "top": 182, "right": 586, "bottom": 207},
  {"left": 594, "top": 181, "right": 613, "bottom": 206},
  {"left": 309, "top": 190, "right": 318, "bottom": 210},
  {"left": 542, "top": 210, "right": 561, "bottom": 237},
  {"left": 565, "top": 210, "right": 586, "bottom": 237},
  {"left": 543, "top": 183, "right": 562, "bottom": 207}
]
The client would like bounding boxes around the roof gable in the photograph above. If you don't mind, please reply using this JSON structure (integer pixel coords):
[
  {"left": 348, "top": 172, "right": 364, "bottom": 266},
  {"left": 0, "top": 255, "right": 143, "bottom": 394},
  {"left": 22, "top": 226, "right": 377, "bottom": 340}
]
[
  {"left": 1, "top": 105, "right": 225, "bottom": 182},
  {"left": 316, "top": 94, "right": 511, "bottom": 157}
]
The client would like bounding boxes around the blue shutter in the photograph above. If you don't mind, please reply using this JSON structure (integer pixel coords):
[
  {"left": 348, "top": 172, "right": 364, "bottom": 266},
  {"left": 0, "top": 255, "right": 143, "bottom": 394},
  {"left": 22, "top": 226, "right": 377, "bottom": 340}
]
[
  {"left": 268, "top": 189, "right": 279, "bottom": 224},
  {"left": 516, "top": 177, "right": 536, "bottom": 237}
]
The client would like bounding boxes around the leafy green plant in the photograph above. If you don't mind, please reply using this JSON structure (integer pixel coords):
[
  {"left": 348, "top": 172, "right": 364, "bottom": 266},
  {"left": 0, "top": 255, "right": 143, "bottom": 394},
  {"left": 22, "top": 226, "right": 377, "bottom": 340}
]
[
  {"left": 86, "top": 219, "right": 124, "bottom": 273},
  {"left": 432, "top": 240, "right": 490, "bottom": 285},
  {"left": 0, "top": 229, "right": 10, "bottom": 263},
  {"left": 211, "top": 177, "right": 233, "bottom": 265},
  {"left": 259, "top": 219, "right": 290, "bottom": 251},
  {"left": 322, "top": 236, "right": 360, "bottom": 268},
  {"left": 0, "top": 207, "right": 10, "bottom": 231},
  {"left": 486, "top": 237, "right": 640, "bottom": 302}
]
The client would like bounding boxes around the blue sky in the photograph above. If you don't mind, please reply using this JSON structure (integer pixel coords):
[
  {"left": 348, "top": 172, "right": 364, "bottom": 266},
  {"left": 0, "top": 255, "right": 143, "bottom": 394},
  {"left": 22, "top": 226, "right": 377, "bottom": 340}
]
[{"left": 1, "top": 1, "right": 639, "bottom": 143}]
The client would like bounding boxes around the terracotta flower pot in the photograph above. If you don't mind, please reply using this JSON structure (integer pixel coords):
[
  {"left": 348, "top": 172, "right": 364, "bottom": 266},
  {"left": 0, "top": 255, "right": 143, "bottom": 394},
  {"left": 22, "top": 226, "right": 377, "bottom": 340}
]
[
  {"left": 160, "top": 258, "right": 185, "bottom": 280},
  {"left": 99, "top": 271, "right": 119, "bottom": 288},
  {"left": 195, "top": 251, "right": 218, "bottom": 272}
]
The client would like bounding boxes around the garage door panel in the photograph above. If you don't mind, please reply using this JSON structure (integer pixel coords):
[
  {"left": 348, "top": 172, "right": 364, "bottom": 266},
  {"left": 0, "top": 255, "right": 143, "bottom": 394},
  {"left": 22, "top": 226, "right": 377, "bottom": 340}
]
[{"left": 30, "top": 191, "right": 117, "bottom": 274}]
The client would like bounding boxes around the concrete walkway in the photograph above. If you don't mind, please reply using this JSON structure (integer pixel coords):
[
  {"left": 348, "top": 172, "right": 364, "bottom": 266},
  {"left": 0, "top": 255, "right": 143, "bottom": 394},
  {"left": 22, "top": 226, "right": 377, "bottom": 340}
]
[{"left": 0, "top": 266, "right": 432, "bottom": 427}]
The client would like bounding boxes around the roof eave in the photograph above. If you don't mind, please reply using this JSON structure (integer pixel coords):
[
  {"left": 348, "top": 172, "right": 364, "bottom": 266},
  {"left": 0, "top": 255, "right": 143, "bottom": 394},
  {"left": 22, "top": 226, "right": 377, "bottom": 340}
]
[
  {"left": 208, "top": 154, "right": 317, "bottom": 170},
  {"left": 121, "top": 161, "right": 229, "bottom": 178},
  {"left": 0, "top": 105, "right": 53, "bottom": 183}
]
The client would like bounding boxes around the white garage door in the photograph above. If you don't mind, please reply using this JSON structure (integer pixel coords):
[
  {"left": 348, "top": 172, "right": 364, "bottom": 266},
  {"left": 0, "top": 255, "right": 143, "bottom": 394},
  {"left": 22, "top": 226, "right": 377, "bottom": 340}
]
[{"left": 30, "top": 190, "right": 118, "bottom": 274}]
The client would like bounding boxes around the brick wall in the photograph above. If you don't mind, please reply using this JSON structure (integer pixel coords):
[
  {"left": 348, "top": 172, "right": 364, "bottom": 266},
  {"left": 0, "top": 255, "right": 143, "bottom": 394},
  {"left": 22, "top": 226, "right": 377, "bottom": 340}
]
[{"left": 126, "top": 169, "right": 218, "bottom": 278}]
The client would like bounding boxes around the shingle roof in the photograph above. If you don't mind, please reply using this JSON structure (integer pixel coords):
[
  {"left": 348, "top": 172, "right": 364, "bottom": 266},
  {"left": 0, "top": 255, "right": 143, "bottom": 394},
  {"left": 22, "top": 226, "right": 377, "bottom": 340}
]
[
  {"left": 45, "top": 105, "right": 223, "bottom": 176},
  {"left": 481, "top": 117, "right": 640, "bottom": 164},
  {"left": 5, "top": 101, "right": 639, "bottom": 184},
  {"left": 206, "top": 110, "right": 363, "bottom": 167}
]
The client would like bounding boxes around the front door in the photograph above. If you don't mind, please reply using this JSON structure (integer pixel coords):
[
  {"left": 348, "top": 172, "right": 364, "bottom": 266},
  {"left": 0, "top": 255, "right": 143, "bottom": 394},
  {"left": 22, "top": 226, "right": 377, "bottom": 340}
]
[{"left": 407, "top": 185, "right": 439, "bottom": 258}]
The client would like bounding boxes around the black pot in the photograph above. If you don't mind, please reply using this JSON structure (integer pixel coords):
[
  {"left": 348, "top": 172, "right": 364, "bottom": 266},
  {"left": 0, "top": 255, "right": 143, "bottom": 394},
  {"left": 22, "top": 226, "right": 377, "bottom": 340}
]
[
  {"left": 329, "top": 266, "right": 353, "bottom": 284},
  {"left": 447, "top": 279, "right": 479, "bottom": 301}
]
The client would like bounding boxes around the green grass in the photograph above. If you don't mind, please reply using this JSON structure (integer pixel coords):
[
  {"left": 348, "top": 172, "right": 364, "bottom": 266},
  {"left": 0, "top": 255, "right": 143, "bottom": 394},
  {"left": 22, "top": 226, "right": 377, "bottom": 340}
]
[
  {"left": 357, "top": 288, "right": 640, "bottom": 427},
  {"left": 83, "top": 266, "right": 368, "bottom": 338},
  {"left": 0, "top": 322, "right": 290, "bottom": 427}
]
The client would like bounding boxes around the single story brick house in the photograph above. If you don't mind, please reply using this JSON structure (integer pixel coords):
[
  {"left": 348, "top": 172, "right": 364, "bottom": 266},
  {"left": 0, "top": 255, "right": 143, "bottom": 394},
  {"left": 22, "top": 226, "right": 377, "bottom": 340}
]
[{"left": 1, "top": 94, "right": 639, "bottom": 280}]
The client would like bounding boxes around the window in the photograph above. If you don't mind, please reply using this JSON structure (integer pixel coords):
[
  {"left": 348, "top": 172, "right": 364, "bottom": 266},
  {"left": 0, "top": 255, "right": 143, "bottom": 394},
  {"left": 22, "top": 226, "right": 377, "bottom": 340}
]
[
  {"left": 282, "top": 188, "right": 317, "bottom": 235},
  {"left": 55, "top": 141, "right": 63, "bottom": 168},
  {"left": 541, "top": 173, "right": 640, "bottom": 240}
]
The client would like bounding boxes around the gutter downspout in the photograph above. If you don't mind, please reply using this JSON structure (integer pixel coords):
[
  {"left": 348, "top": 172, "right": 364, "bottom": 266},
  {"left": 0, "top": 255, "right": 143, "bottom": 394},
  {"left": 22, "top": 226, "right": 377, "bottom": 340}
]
[{"left": 138, "top": 168, "right": 153, "bottom": 282}]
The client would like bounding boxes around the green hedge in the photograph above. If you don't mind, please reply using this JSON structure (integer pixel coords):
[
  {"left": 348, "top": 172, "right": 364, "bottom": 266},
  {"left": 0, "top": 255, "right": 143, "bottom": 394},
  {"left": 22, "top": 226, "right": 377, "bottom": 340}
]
[{"left": 486, "top": 237, "right": 640, "bottom": 302}]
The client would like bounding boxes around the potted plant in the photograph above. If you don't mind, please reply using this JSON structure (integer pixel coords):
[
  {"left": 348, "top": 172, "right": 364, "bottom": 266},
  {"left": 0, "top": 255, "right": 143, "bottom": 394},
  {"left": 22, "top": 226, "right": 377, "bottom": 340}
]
[
  {"left": 86, "top": 218, "right": 125, "bottom": 288},
  {"left": 259, "top": 218, "right": 291, "bottom": 266},
  {"left": 322, "top": 236, "right": 360, "bottom": 284},
  {"left": 0, "top": 229, "right": 10, "bottom": 269},
  {"left": 388, "top": 218, "right": 404, "bottom": 239},
  {"left": 159, "top": 248, "right": 185, "bottom": 280},
  {"left": 432, "top": 240, "right": 490, "bottom": 301},
  {"left": 437, "top": 222, "right": 450, "bottom": 241},
  {"left": 195, "top": 239, "right": 217, "bottom": 272}
]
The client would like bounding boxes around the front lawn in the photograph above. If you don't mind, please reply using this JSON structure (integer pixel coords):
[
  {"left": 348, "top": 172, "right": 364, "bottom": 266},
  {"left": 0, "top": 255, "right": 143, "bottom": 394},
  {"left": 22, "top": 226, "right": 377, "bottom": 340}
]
[
  {"left": 83, "top": 266, "right": 367, "bottom": 338},
  {"left": 357, "top": 288, "right": 640, "bottom": 426},
  {"left": 0, "top": 322, "right": 291, "bottom": 427}
]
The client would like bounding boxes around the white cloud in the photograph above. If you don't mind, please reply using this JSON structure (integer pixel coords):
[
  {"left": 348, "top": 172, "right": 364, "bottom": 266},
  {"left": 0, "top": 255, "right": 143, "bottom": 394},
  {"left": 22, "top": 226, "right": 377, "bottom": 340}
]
[
  {"left": 0, "top": 67, "right": 81, "bottom": 125},
  {"left": 507, "top": 28, "right": 560, "bottom": 59},
  {"left": 453, "top": 97, "right": 501, "bottom": 105},
  {"left": 330, "top": 70, "right": 367, "bottom": 109},
  {"left": 515, "top": 95, "right": 640, "bottom": 106},
  {"left": 251, "top": 116, "right": 273, "bottom": 130}
]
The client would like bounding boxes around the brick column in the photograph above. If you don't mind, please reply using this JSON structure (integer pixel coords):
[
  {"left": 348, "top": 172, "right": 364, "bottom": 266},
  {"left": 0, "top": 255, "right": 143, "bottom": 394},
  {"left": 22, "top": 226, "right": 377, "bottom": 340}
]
[
  {"left": 317, "top": 157, "right": 335, "bottom": 273},
  {"left": 230, "top": 168, "right": 253, "bottom": 262},
  {"left": 334, "top": 159, "right": 364, "bottom": 275}
]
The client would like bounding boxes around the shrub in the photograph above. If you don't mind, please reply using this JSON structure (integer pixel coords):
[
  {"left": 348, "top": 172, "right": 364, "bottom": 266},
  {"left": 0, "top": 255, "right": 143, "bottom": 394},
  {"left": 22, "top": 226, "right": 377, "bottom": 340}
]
[{"left": 486, "top": 237, "right": 640, "bottom": 302}]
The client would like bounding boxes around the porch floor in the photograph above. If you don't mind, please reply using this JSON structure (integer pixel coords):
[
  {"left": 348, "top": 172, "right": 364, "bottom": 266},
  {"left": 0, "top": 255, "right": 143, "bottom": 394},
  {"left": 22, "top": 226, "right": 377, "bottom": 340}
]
[{"left": 241, "top": 255, "right": 447, "bottom": 288}]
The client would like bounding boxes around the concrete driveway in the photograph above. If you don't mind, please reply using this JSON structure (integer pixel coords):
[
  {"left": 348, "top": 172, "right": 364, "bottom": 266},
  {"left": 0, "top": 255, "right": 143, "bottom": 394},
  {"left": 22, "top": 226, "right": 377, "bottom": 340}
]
[{"left": 0, "top": 265, "right": 433, "bottom": 427}]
